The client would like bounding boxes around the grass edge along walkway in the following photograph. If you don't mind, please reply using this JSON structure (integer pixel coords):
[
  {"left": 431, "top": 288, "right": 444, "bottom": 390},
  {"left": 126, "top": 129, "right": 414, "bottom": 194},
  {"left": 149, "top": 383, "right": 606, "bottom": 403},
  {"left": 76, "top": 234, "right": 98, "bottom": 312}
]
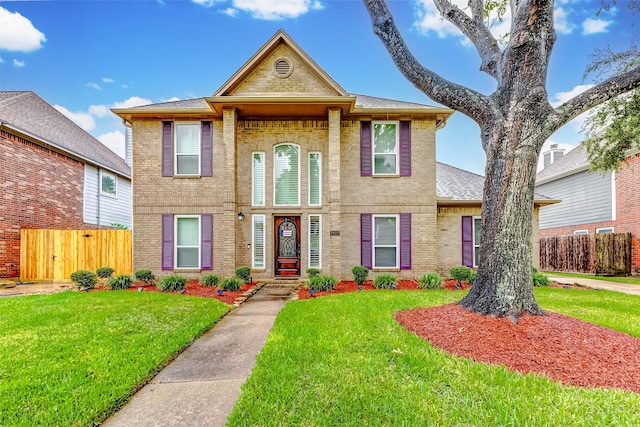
[
  {"left": 228, "top": 288, "right": 640, "bottom": 426},
  {"left": 545, "top": 271, "right": 640, "bottom": 285},
  {"left": 0, "top": 290, "right": 229, "bottom": 427}
]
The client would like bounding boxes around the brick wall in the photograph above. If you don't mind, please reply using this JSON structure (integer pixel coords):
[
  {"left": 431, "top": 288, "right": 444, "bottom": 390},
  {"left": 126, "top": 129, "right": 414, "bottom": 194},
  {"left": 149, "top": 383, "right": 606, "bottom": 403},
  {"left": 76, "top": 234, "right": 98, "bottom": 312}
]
[{"left": 0, "top": 130, "right": 90, "bottom": 278}]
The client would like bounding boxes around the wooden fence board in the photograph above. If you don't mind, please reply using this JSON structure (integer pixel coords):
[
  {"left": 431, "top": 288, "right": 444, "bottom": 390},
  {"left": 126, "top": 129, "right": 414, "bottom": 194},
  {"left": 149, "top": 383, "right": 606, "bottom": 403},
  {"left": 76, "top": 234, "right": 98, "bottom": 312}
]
[{"left": 20, "top": 229, "right": 132, "bottom": 280}]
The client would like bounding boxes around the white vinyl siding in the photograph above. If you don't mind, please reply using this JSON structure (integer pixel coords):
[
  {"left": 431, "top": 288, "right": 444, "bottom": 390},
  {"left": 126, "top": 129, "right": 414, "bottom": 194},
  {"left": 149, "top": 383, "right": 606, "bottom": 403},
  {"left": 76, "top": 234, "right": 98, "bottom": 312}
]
[
  {"left": 83, "top": 165, "right": 132, "bottom": 228},
  {"left": 175, "top": 123, "right": 200, "bottom": 175},
  {"left": 373, "top": 122, "right": 398, "bottom": 175},
  {"left": 253, "top": 152, "right": 265, "bottom": 206},
  {"left": 253, "top": 215, "right": 265, "bottom": 268},
  {"left": 274, "top": 144, "right": 299, "bottom": 205},
  {"left": 309, "top": 215, "right": 321, "bottom": 269},
  {"left": 308, "top": 153, "right": 321, "bottom": 206},
  {"left": 473, "top": 216, "right": 481, "bottom": 267},
  {"left": 175, "top": 216, "right": 200, "bottom": 269},
  {"left": 373, "top": 215, "right": 398, "bottom": 268}
]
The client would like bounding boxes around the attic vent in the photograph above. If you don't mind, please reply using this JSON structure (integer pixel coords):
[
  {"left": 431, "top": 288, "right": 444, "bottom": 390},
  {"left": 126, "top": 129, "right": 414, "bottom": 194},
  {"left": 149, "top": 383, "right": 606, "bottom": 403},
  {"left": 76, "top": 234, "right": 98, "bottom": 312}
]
[{"left": 273, "top": 58, "right": 293, "bottom": 78}]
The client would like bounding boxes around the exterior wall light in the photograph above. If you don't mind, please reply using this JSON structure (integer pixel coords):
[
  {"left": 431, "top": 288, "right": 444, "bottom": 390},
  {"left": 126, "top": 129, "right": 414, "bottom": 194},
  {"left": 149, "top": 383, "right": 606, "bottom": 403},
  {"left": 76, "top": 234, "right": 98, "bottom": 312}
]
[{"left": 237, "top": 212, "right": 245, "bottom": 221}]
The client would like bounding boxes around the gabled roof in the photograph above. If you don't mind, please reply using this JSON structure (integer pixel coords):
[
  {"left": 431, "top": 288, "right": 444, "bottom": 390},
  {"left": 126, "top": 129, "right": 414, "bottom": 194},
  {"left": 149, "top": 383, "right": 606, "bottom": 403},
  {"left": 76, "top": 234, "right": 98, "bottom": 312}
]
[
  {"left": 0, "top": 91, "right": 130, "bottom": 178},
  {"left": 535, "top": 144, "right": 589, "bottom": 185},
  {"left": 437, "top": 162, "right": 558, "bottom": 205}
]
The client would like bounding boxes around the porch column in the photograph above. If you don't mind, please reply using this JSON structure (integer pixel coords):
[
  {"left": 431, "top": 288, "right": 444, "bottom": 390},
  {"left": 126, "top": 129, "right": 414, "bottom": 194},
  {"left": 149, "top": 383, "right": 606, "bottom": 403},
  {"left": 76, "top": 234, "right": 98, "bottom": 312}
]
[
  {"left": 327, "top": 108, "right": 342, "bottom": 277},
  {"left": 222, "top": 108, "right": 237, "bottom": 277}
]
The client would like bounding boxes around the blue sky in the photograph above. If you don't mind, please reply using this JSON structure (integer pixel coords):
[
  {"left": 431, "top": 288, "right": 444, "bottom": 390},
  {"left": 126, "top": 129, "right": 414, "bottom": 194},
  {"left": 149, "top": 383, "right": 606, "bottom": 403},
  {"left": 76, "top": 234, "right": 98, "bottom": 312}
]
[{"left": 0, "top": 0, "right": 635, "bottom": 175}]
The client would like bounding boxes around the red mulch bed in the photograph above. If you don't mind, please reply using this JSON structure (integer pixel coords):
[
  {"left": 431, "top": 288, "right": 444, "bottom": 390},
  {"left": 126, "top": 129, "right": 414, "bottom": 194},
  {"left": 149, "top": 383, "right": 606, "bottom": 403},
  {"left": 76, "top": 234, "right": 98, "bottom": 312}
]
[{"left": 122, "top": 279, "right": 255, "bottom": 305}]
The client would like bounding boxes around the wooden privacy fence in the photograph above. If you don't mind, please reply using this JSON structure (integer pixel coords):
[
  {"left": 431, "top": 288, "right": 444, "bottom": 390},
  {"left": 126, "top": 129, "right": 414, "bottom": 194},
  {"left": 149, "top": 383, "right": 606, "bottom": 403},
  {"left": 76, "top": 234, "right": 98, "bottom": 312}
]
[
  {"left": 540, "top": 232, "right": 632, "bottom": 276},
  {"left": 20, "top": 229, "right": 132, "bottom": 281}
]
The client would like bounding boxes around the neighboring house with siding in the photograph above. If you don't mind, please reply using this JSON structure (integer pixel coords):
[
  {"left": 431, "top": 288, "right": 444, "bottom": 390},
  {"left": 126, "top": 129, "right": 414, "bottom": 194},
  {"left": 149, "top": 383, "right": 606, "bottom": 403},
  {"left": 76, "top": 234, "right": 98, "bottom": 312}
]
[
  {"left": 535, "top": 143, "right": 640, "bottom": 273},
  {"left": 0, "top": 91, "right": 132, "bottom": 279},
  {"left": 112, "top": 30, "right": 554, "bottom": 280}
]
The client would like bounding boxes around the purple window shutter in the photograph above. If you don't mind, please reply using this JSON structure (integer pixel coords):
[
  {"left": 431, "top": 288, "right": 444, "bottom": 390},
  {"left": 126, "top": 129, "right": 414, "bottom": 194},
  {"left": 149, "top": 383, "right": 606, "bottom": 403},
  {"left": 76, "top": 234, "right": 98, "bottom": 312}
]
[
  {"left": 162, "top": 214, "right": 174, "bottom": 270},
  {"left": 361, "top": 214, "right": 372, "bottom": 269},
  {"left": 360, "top": 121, "right": 372, "bottom": 176},
  {"left": 462, "top": 216, "right": 474, "bottom": 267},
  {"left": 400, "top": 213, "right": 411, "bottom": 270},
  {"left": 201, "top": 214, "right": 213, "bottom": 270},
  {"left": 399, "top": 121, "right": 411, "bottom": 176},
  {"left": 162, "top": 121, "right": 174, "bottom": 177},
  {"left": 201, "top": 121, "right": 213, "bottom": 177}
]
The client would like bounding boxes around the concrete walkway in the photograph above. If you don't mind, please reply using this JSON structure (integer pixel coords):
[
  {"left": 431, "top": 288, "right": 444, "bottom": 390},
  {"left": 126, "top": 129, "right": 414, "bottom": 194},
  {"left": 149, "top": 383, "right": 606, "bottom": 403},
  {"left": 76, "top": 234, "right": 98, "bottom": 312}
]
[
  {"left": 548, "top": 275, "right": 640, "bottom": 296},
  {"left": 101, "top": 282, "right": 299, "bottom": 427}
]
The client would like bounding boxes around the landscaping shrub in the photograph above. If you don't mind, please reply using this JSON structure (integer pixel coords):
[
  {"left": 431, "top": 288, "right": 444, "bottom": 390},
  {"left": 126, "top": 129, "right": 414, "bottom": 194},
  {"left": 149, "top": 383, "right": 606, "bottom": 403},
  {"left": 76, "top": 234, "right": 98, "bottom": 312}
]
[
  {"left": 134, "top": 269, "right": 156, "bottom": 285},
  {"left": 450, "top": 266, "right": 473, "bottom": 283},
  {"left": 157, "top": 274, "right": 187, "bottom": 292},
  {"left": 373, "top": 273, "right": 397, "bottom": 289},
  {"left": 70, "top": 270, "right": 98, "bottom": 290},
  {"left": 468, "top": 269, "right": 477, "bottom": 285},
  {"left": 108, "top": 274, "right": 132, "bottom": 290},
  {"left": 418, "top": 272, "right": 444, "bottom": 290},
  {"left": 306, "top": 268, "right": 321, "bottom": 278},
  {"left": 201, "top": 274, "right": 220, "bottom": 287},
  {"left": 533, "top": 271, "right": 550, "bottom": 287},
  {"left": 220, "top": 277, "right": 243, "bottom": 291},
  {"left": 235, "top": 266, "right": 251, "bottom": 283},
  {"left": 96, "top": 266, "right": 114, "bottom": 279},
  {"left": 352, "top": 266, "right": 369, "bottom": 286},
  {"left": 307, "top": 275, "right": 338, "bottom": 292}
]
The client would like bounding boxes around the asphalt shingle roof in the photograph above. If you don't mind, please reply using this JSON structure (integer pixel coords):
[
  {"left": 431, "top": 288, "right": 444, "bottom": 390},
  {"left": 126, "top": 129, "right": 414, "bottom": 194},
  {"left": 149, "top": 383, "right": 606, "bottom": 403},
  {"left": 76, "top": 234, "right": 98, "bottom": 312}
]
[
  {"left": 436, "top": 162, "right": 485, "bottom": 200},
  {"left": 0, "top": 91, "right": 130, "bottom": 177}
]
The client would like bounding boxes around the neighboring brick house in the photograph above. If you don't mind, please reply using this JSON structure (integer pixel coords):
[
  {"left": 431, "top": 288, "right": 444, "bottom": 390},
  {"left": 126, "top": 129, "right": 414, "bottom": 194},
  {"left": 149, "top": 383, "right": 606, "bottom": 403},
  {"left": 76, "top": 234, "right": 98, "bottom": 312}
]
[
  {"left": 0, "top": 91, "right": 132, "bottom": 279},
  {"left": 112, "top": 30, "right": 554, "bottom": 280},
  {"left": 535, "top": 143, "right": 640, "bottom": 273}
]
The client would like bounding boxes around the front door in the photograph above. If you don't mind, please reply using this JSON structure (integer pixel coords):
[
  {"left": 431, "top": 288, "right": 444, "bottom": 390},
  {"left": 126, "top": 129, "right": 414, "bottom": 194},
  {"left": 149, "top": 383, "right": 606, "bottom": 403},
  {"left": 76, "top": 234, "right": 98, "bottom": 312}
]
[{"left": 274, "top": 216, "right": 301, "bottom": 277}]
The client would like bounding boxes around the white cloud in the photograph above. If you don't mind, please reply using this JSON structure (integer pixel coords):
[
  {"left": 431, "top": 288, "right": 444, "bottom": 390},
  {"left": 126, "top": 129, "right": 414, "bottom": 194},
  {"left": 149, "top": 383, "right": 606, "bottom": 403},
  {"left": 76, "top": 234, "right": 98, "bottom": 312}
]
[
  {"left": 54, "top": 105, "right": 96, "bottom": 132},
  {"left": 194, "top": 0, "right": 322, "bottom": 20},
  {"left": 12, "top": 59, "right": 24, "bottom": 67},
  {"left": 550, "top": 84, "right": 594, "bottom": 107},
  {"left": 89, "top": 104, "right": 110, "bottom": 117},
  {"left": 0, "top": 7, "right": 46, "bottom": 52},
  {"left": 0, "top": 57, "right": 4, "bottom": 63},
  {"left": 112, "top": 96, "right": 152, "bottom": 108},
  {"left": 162, "top": 96, "right": 181, "bottom": 103},
  {"left": 582, "top": 18, "right": 612, "bottom": 35},
  {"left": 221, "top": 7, "right": 238, "bottom": 17},
  {"left": 102, "top": 77, "right": 115, "bottom": 83},
  {"left": 98, "top": 130, "right": 125, "bottom": 158},
  {"left": 87, "top": 82, "right": 101, "bottom": 90},
  {"left": 554, "top": 7, "right": 574, "bottom": 34}
]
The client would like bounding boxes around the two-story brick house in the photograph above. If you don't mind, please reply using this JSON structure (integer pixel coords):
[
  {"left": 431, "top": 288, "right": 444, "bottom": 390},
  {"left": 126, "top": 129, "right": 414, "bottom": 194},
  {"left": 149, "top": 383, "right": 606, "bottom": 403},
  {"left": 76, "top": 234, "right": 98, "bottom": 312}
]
[{"left": 113, "top": 30, "right": 553, "bottom": 280}]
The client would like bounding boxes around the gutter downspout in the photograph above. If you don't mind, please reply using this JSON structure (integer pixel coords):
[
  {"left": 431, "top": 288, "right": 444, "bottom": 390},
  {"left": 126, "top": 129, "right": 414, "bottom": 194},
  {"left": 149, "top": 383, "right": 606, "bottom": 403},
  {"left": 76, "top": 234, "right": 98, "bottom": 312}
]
[{"left": 97, "top": 166, "right": 101, "bottom": 230}]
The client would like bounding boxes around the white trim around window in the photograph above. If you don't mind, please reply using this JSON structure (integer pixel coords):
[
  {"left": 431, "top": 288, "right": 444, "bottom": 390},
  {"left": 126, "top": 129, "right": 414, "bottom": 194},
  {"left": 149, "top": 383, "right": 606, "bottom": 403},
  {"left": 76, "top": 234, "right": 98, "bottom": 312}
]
[
  {"left": 473, "top": 216, "right": 481, "bottom": 267},
  {"left": 99, "top": 170, "right": 117, "bottom": 198},
  {"left": 573, "top": 229, "right": 588, "bottom": 235},
  {"left": 373, "top": 214, "right": 399, "bottom": 268},
  {"left": 596, "top": 227, "right": 614, "bottom": 234},
  {"left": 174, "top": 122, "right": 201, "bottom": 176},
  {"left": 174, "top": 215, "right": 201, "bottom": 269},
  {"left": 372, "top": 121, "right": 399, "bottom": 176},
  {"left": 274, "top": 143, "right": 300, "bottom": 206},
  {"left": 308, "top": 152, "right": 322, "bottom": 206},
  {"left": 252, "top": 152, "right": 265, "bottom": 206},
  {"left": 253, "top": 215, "right": 266, "bottom": 268},
  {"left": 309, "top": 215, "right": 321, "bottom": 269}
]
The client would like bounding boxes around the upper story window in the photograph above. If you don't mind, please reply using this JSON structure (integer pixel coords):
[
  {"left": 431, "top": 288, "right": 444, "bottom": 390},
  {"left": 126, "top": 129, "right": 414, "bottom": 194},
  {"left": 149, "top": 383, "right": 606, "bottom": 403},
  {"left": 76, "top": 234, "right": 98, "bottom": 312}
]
[
  {"left": 175, "top": 123, "right": 200, "bottom": 175},
  {"left": 274, "top": 144, "right": 299, "bottom": 206},
  {"left": 373, "top": 122, "right": 398, "bottom": 175},
  {"left": 253, "top": 152, "right": 265, "bottom": 206},
  {"left": 308, "top": 152, "right": 321, "bottom": 206},
  {"left": 100, "top": 170, "right": 117, "bottom": 198}
]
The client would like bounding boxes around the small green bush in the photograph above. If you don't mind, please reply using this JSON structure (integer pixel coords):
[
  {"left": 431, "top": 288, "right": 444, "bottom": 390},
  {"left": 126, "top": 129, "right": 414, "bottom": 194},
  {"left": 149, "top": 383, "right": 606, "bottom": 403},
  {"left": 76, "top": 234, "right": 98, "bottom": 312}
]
[
  {"left": 201, "top": 274, "right": 220, "bottom": 287},
  {"left": 533, "top": 271, "right": 550, "bottom": 287},
  {"left": 468, "top": 270, "right": 477, "bottom": 285},
  {"left": 307, "top": 275, "right": 338, "bottom": 292},
  {"left": 235, "top": 266, "right": 251, "bottom": 283},
  {"left": 306, "top": 268, "right": 321, "bottom": 278},
  {"left": 108, "top": 274, "right": 132, "bottom": 290},
  {"left": 220, "top": 277, "right": 243, "bottom": 291},
  {"left": 134, "top": 269, "right": 156, "bottom": 284},
  {"left": 70, "top": 270, "right": 98, "bottom": 289},
  {"left": 157, "top": 274, "right": 187, "bottom": 292},
  {"left": 418, "top": 272, "right": 444, "bottom": 290},
  {"left": 96, "top": 266, "right": 114, "bottom": 279},
  {"left": 352, "top": 266, "right": 369, "bottom": 286},
  {"left": 373, "top": 274, "right": 397, "bottom": 290},
  {"left": 450, "top": 266, "right": 473, "bottom": 283}
]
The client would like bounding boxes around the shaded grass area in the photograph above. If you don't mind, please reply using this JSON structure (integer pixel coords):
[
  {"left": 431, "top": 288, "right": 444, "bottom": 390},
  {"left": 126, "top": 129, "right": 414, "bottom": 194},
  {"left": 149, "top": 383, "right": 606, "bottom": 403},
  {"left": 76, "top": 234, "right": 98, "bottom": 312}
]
[
  {"left": 546, "top": 271, "right": 640, "bottom": 285},
  {"left": 228, "top": 289, "right": 640, "bottom": 426},
  {"left": 0, "top": 291, "right": 229, "bottom": 427}
]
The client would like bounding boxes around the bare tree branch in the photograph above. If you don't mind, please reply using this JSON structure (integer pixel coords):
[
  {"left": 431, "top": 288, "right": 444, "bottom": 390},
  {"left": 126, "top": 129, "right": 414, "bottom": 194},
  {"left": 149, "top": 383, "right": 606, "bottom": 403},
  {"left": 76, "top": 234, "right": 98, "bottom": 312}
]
[
  {"left": 433, "top": 0, "right": 503, "bottom": 79},
  {"left": 362, "top": 0, "right": 494, "bottom": 124}
]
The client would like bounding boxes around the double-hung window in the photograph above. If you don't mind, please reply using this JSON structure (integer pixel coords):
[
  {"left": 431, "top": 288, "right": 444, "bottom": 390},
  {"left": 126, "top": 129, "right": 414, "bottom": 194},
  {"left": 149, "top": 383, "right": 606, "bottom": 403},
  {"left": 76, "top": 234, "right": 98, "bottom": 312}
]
[
  {"left": 309, "top": 215, "right": 321, "bottom": 269},
  {"left": 175, "top": 123, "right": 201, "bottom": 175},
  {"left": 274, "top": 144, "right": 299, "bottom": 205},
  {"left": 308, "top": 153, "right": 321, "bottom": 206},
  {"left": 253, "top": 152, "right": 265, "bottom": 206},
  {"left": 373, "top": 215, "right": 398, "bottom": 268},
  {"left": 175, "top": 216, "right": 200, "bottom": 269},
  {"left": 373, "top": 122, "right": 398, "bottom": 175},
  {"left": 253, "top": 215, "right": 265, "bottom": 268}
]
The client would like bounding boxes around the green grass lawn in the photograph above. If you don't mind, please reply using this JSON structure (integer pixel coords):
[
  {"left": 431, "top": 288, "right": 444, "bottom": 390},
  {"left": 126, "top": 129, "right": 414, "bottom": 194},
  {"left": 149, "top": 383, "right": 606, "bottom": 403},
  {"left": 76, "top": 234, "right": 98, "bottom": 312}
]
[
  {"left": 546, "top": 271, "right": 640, "bottom": 285},
  {"left": 0, "top": 290, "right": 229, "bottom": 427},
  {"left": 228, "top": 289, "right": 640, "bottom": 426}
]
